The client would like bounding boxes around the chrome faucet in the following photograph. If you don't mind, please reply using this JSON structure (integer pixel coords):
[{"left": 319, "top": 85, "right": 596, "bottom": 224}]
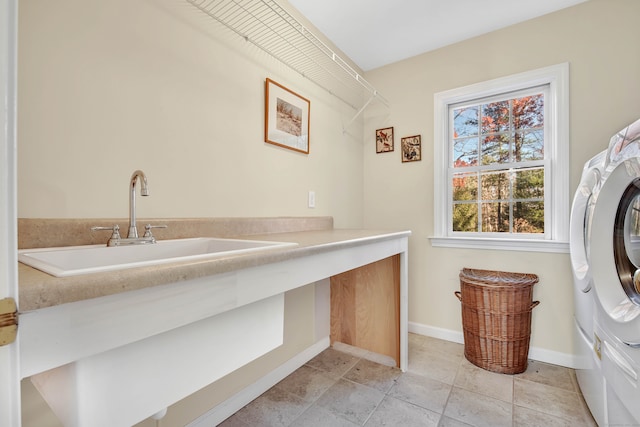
[
  {"left": 128, "top": 170, "right": 149, "bottom": 239},
  {"left": 91, "top": 169, "right": 166, "bottom": 246}
]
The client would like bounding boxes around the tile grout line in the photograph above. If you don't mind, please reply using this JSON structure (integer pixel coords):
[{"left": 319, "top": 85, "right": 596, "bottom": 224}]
[
  {"left": 437, "top": 351, "right": 464, "bottom": 426},
  {"left": 342, "top": 356, "right": 385, "bottom": 426},
  {"left": 288, "top": 358, "right": 360, "bottom": 427}
]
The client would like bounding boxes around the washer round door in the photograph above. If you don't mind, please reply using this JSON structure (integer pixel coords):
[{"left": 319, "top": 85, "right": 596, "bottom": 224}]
[
  {"left": 613, "top": 179, "right": 640, "bottom": 306},
  {"left": 591, "top": 157, "right": 640, "bottom": 342},
  {"left": 570, "top": 165, "right": 601, "bottom": 293}
]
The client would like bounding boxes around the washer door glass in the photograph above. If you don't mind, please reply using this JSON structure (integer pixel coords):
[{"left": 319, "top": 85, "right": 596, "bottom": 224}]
[{"left": 614, "top": 179, "right": 640, "bottom": 305}]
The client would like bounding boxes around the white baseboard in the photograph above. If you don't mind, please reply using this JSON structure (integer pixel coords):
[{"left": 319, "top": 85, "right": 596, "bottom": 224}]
[
  {"left": 527, "top": 346, "right": 579, "bottom": 368},
  {"left": 408, "top": 321, "right": 579, "bottom": 369},
  {"left": 187, "top": 337, "right": 330, "bottom": 427},
  {"left": 409, "top": 321, "right": 464, "bottom": 344}
]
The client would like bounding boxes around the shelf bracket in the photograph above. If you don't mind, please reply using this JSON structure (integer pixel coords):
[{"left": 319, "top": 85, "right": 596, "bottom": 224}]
[{"left": 342, "top": 93, "right": 378, "bottom": 134}]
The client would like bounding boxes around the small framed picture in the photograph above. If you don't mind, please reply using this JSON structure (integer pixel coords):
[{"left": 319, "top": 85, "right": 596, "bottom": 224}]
[
  {"left": 376, "top": 127, "right": 394, "bottom": 153},
  {"left": 265, "top": 78, "right": 310, "bottom": 154},
  {"left": 401, "top": 135, "right": 422, "bottom": 162}
]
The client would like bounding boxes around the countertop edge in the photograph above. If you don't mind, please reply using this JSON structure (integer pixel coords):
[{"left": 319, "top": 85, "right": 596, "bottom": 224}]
[{"left": 19, "top": 229, "right": 411, "bottom": 311}]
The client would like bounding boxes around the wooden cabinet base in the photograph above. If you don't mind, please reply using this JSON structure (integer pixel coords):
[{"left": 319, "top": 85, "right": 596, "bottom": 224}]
[{"left": 330, "top": 255, "right": 400, "bottom": 366}]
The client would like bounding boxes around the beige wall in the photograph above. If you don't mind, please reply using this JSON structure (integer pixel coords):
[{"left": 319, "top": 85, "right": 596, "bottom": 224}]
[
  {"left": 364, "top": 0, "right": 640, "bottom": 357},
  {"left": 17, "top": 0, "right": 364, "bottom": 228}
]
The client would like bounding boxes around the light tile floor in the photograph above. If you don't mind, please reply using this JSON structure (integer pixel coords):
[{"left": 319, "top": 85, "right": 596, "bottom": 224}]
[{"left": 220, "top": 334, "right": 597, "bottom": 426}]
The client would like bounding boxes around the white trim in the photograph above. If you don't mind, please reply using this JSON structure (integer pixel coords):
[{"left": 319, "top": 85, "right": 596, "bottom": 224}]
[
  {"left": 0, "top": 1, "right": 20, "bottom": 426},
  {"left": 408, "top": 321, "right": 579, "bottom": 368},
  {"left": 409, "top": 321, "right": 464, "bottom": 344},
  {"left": 528, "top": 345, "right": 578, "bottom": 369},
  {"left": 429, "top": 236, "right": 569, "bottom": 253},
  {"left": 187, "top": 337, "right": 330, "bottom": 427},
  {"left": 433, "top": 63, "right": 570, "bottom": 252}
]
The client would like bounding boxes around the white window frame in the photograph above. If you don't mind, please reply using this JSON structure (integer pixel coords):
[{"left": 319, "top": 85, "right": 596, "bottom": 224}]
[{"left": 431, "top": 63, "right": 570, "bottom": 253}]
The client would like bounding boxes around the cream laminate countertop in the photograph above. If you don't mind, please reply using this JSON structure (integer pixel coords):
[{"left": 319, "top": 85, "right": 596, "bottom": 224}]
[{"left": 18, "top": 229, "right": 411, "bottom": 312}]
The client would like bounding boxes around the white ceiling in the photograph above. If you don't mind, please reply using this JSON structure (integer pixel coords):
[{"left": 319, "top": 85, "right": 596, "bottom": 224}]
[{"left": 288, "top": 0, "right": 589, "bottom": 71}]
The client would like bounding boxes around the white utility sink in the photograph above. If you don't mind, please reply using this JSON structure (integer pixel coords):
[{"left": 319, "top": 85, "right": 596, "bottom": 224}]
[{"left": 18, "top": 237, "right": 297, "bottom": 277}]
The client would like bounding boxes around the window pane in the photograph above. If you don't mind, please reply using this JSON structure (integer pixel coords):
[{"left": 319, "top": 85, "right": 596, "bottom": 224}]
[
  {"left": 513, "top": 168, "right": 544, "bottom": 199},
  {"left": 453, "top": 137, "right": 478, "bottom": 167},
  {"left": 481, "top": 101, "right": 509, "bottom": 134},
  {"left": 513, "top": 94, "right": 543, "bottom": 129},
  {"left": 453, "top": 106, "right": 479, "bottom": 137},
  {"left": 481, "top": 170, "right": 510, "bottom": 201},
  {"left": 481, "top": 134, "right": 510, "bottom": 165},
  {"left": 482, "top": 202, "right": 509, "bottom": 232},
  {"left": 513, "top": 201, "right": 544, "bottom": 233},
  {"left": 453, "top": 172, "right": 478, "bottom": 201},
  {"left": 453, "top": 203, "right": 478, "bottom": 232},
  {"left": 443, "top": 79, "right": 553, "bottom": 240},
  {"left": 515, "top": 130, "right": 544, "bottom": 161}
]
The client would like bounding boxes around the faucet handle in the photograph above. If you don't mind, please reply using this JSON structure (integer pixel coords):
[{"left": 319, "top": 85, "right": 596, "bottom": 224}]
[
  {"left": 91, "top": 225, "right": 122, "bottom": 246},
  {"left": 143, "top": 224, "right": 167, "bottom": 238}
]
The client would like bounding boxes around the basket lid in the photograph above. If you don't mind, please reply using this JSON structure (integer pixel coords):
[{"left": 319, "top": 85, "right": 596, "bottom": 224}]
[{"left": 460, "top": 268, "right": 539, "bottom": 286}]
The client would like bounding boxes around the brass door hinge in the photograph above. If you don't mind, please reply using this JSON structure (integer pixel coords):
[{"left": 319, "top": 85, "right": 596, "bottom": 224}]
[{"left": 0, "top": 298, "right": 18, "bottom": 346}]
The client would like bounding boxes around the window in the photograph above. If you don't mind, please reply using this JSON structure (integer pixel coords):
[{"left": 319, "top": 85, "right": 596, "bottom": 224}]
[
  {"left": 431, "top": 64, "right": 569, "bottom": 253},
  {"left": 452, "top": 88, "right": 545, "bottom": 234}
]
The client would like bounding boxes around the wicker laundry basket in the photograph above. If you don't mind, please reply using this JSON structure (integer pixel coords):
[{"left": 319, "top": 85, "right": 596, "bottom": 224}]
[{"left": 455, "top": 268, "right": 540, "bottom": 374}]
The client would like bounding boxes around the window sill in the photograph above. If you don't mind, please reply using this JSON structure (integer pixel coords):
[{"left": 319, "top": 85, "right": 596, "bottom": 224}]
[{"left": 429, "top": 236, "right": 569, "bottom": 253}]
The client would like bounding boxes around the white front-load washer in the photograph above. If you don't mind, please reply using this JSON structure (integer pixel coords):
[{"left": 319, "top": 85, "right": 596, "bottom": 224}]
[
  {"left": 570, "top": 150, "right": 606, "bottom": 426},
  {"left": 587, "top": 118, "right": 640, "bottom": 426}
]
